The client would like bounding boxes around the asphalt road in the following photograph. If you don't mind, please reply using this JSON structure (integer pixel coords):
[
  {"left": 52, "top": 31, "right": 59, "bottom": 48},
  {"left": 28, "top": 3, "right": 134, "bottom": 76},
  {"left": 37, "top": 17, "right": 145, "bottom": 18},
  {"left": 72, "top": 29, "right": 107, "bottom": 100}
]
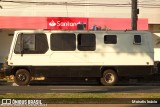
[
  {"left": 0, "top": 78, "right": 160, "bottom": 93},
  {"left": 0, "top": 85, "right": 160, "bottom": 93}
]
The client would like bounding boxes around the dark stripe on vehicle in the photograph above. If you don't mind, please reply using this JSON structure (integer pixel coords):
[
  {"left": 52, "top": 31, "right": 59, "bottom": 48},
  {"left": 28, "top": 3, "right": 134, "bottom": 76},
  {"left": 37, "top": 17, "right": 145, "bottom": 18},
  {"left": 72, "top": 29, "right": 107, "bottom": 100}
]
[{"left": 29, "top": 66, "right": 153, "bottom": 78}]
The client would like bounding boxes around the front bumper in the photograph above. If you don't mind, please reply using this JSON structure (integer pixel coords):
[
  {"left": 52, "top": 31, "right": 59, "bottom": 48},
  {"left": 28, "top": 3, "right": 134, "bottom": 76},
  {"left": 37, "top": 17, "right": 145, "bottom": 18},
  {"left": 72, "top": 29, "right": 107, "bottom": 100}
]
[
  {"left": 0, "top": 70, "right": 5, "bottom": 78},
  {"left": 1, "top": 62, "right": 13, "bottom": 76},
  {"left": 3, "top": 66, "right": 13, "bottom": 76}
]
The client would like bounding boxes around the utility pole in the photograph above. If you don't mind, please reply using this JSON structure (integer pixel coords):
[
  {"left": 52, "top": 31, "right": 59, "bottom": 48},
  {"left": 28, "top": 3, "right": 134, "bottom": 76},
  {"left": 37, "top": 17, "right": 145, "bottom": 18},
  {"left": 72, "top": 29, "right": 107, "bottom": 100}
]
[{"left": 131, "top": 0, "right": 139, "bottom": 30}]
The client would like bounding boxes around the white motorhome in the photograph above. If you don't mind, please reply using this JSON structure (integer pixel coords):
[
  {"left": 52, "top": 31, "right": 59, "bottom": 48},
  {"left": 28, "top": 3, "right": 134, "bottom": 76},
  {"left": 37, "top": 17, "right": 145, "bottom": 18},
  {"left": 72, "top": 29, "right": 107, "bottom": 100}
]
[{"left": 4, "top": 30, "right": 155, "bottom": 86}]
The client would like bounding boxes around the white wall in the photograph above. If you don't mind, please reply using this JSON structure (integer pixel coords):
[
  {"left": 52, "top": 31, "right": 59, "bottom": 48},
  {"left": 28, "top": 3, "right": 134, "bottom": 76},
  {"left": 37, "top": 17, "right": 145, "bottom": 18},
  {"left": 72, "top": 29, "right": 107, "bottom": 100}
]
[
  {"left": 0, "top": 0, "right": 160, "bottom": 24},
  {"left": 0, "top": 30, "right": 14, "bottom": 63}
]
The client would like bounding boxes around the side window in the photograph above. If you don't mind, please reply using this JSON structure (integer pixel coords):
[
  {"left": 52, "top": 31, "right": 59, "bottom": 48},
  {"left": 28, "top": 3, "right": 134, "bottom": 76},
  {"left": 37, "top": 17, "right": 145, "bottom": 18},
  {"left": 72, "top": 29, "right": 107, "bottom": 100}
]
[
  {"left": 14, "top": 35, "right": 21, "bottom": 53},
  {"left": 77, "top": 33, "right": 96, "bottom": 51},
  {"left": 51, "top": 33, "right": 76, "bottom": 51},
  {"left": 23, "top": 34, "right": 36, "bottom": 51},
  {"left": 14, "top": 33, "right": 48, "bottom": 54},
  {"left": 104, "top": 35, "right": 117, "bottom": 44},
  {"left": 134, "top": 35, "right": 141, "bottom": 45}
]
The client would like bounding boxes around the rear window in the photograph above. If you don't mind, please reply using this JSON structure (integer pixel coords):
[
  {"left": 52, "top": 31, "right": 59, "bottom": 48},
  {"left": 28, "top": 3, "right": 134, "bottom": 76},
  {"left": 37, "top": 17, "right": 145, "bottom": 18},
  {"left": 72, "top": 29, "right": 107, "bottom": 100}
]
[{"left": 134, "top": 35, "right": 141, "bottom": 45}]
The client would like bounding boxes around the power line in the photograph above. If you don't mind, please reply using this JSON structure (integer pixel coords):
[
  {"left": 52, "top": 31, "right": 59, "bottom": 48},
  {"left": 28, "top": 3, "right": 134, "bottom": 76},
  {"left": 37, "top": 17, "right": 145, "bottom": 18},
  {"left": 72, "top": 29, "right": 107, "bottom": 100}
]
[
  {"left": 1, "top": 0, "right": 160, "bottom": 9},
  {"left": 0, "top": 0, "right": 131, "bottom": 6}
]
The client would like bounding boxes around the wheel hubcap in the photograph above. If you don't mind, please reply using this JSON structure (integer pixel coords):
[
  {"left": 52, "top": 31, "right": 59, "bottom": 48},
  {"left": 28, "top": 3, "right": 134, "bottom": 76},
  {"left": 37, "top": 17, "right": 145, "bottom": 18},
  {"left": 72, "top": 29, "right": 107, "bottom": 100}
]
[
  {"left": 17, "top": 74, "right": 26, "bottom": 81},
  {"left": 104, "top": 73, "right": 115, "bottom": 83}
]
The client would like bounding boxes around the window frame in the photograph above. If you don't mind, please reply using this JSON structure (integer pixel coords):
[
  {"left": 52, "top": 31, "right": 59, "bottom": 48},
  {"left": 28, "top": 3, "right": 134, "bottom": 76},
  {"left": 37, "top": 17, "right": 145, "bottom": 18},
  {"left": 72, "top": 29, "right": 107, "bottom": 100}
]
[
  {"left": 133, "top": 35, "right": 142, "bottom": 45},
  {"left": 14, "top": 33, "right": 49, "bottom": 54},
  {"left": 77, "top": 33, "right": 96, "bottom": 51},
  {"left": 104, "top": 35, "right": 117, "bottom": 44},
  {"left": 50, "top": 33, "right": 76, "bottom": 51}
]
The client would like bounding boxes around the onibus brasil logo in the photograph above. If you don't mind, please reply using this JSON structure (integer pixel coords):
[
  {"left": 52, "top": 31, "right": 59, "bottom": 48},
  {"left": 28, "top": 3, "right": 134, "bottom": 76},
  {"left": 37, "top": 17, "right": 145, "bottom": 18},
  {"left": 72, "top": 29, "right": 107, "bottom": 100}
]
[
  {"left": 49, "top": 20, "right": 81, "bottom": 27},
  {"left": 1, "top": 99, "right": 47, "bottom": 106}
]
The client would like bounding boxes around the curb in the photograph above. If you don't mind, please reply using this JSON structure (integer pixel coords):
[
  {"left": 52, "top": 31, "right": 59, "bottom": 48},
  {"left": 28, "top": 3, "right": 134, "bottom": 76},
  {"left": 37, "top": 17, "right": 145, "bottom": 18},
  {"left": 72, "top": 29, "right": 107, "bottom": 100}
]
[{"left": 0, "top": 80, "right": 7, "bottom": 85}]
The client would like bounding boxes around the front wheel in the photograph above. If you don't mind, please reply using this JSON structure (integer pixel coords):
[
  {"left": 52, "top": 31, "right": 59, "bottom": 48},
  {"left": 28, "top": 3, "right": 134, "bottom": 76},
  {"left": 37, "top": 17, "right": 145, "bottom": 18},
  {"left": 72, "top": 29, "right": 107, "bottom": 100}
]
[
  {"left": 100, "top": 69, "right": 118, "bottom": 86},
  {"left": 14, "top": 69, "right": 31, "bottom": 86}
]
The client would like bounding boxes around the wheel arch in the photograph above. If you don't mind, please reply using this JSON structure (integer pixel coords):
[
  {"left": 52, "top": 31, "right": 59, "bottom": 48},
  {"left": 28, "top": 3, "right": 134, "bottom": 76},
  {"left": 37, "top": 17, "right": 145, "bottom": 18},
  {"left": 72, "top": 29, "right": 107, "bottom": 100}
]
[
  {"left": 12, "top": 66, "right": 31, "bottom": 76},
  {"left": 100, "top": 66, "right": 118, "bottom": 76}
]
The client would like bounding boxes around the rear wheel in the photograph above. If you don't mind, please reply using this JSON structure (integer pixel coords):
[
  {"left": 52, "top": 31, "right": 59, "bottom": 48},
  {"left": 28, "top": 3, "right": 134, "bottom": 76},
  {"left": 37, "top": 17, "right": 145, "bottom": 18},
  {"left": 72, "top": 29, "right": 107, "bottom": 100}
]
[
  {"left": 14, "top": 69, "right": 31, "bottom": 86},
  {"left": 100, "top": 69, "right": 118, "bottom": 86}
]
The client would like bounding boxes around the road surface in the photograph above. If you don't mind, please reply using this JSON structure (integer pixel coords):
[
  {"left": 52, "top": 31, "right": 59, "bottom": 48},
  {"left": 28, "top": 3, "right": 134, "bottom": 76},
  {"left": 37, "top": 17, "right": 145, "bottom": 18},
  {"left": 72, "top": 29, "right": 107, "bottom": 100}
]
[{"left": 0, "top": 85, "right": 160, "bottom": 93}]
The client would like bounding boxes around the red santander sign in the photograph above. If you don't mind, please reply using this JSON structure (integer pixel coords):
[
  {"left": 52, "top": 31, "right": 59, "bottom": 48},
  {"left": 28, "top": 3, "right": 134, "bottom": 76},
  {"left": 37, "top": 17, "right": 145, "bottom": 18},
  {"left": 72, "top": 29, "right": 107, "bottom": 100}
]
[
  {"left": 47, "top": 17, "right": 148, "bottom": 30},
  {"left": 47, "top": 17, "right": 88, "bottom": 30}
]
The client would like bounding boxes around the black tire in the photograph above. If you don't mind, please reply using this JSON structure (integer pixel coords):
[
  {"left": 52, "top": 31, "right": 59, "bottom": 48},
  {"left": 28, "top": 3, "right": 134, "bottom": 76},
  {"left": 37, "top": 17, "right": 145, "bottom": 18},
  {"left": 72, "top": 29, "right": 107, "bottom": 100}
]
[
  {"left": 14, "top": 69, "right": 31, "bottom": 86},
  {"left": 100, "top": 69, "right": 118, "bottom": 86}
]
